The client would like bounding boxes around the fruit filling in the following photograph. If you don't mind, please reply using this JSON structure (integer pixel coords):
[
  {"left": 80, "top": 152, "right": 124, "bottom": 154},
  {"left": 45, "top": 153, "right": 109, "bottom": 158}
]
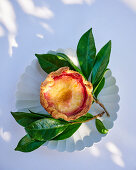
[
  {"left": 44, "top": 73, "right": 87, "bottom": 116},
  {"left": 40, "top": 67, "right": 93, "bottom": 121}
]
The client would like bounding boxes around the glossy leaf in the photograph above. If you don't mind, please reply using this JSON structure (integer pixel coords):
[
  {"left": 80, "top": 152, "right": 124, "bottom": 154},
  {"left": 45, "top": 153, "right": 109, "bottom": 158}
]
[
  {"left": 11, "top": 112, "right": 45, "bottom": 127},
  {"left": 15, "top": 134, "right": 45, "bottom": 152},
  {"left": 93, "top": 77, "right": 105, "bottom": 98},
  {"left": 77, "top": 28, "right": 96, "bottom": 79},
  {"left": 91, "top": 40, "right": 111, "bottom": 86},
  {"left": 28, "top": 110, "right": 52, "bottom": 118},
  {"left": 71, "top": 113, "right": 94, "bottom": 123},
  {"left": 53, "top": 113, "right": 94, "bottom": 141},
  {"left": 35, "top": 53, "right": 74, "bottom": 74},
  {"left": 25, "top": 118, "right": 69, "bottom": 141},
  {"left": 57, "top": 52, "right": 83, "bottom": 75},
  {"left": 52, "top": 123, "right": 81, "bottom": 140},
  {"left": 95, "top": 119, "right": 108, "bottom": 134},
  {"left": 93, "top": 68, "right": 110, "bottom": 98},
  {"left": 29, "top": 110, "right": 67, "bottom": 122}
]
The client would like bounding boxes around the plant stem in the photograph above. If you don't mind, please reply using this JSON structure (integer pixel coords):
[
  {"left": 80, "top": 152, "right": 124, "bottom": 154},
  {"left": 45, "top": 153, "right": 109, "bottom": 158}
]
[
  {"left": 93, "top": 97, "right": 110, "bottom": 117},
  {"left": 71, "top": 111, "right": 105, "bottom": 124}
]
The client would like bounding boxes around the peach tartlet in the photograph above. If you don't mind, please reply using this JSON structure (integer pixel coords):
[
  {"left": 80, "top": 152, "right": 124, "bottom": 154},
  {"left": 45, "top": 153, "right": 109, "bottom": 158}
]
[{"left": 40, "top": 67, "right": 93, "bottom": 121}]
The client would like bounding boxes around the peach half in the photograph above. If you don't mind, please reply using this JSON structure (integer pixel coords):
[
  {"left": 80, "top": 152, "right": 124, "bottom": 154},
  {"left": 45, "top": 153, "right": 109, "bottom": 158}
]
[{"left": 40, "top": 67, "right": 93, "bottom": 121}]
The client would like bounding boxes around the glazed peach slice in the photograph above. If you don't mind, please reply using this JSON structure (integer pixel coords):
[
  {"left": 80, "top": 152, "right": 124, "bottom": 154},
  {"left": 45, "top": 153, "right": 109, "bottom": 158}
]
[{"left": 40, "top": 67, "right": 93, "bottom": 121}]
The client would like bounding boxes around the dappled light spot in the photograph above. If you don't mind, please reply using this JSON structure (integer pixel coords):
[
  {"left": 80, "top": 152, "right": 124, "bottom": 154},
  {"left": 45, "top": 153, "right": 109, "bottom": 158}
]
[
  {"left": 8, "top": 34, "right": 18, "bottom": 56},
  {"left": 36, "top": 33, "right": 44, "bottom": 39},
  {"left": 89, "top": 145, "right": 100, "bottom": 157},
  {"left": 61, "top": 0, "right": 95, "bottom": 5},
  {"left": 106, "top": 142, "right": 125, "bottom": 167},
  {"left": 0, "top": 26, "right": 5, "bottom": 37},
  {"left": 17, "top": 0, "right": 54, "bottom": 19},
  {"left": 111, "top": 154, "right": 125, "bottom": 168},
  {"left": 40, "top": 22, "right": 54, "bottom": 33},
  {"left": 106, "top": 142, "right": 122, "bottom": 156},
  {"left": 0, "top": 0, "right": 17, "bottom": 56},
  {"left": 0, "top": 128, "right": 11, "bottom": 142},
  {"left": 62, "top": 0, "right": 83, "bottom": 4},
  {"left": 0, "top": 0, "right": 16, "bottom": 33},
  {"left": 0, "top": 0, "right": 54, "bottom": 56},
  {"left": 121, "top": 0, "right": 136, "bottom": 12}
]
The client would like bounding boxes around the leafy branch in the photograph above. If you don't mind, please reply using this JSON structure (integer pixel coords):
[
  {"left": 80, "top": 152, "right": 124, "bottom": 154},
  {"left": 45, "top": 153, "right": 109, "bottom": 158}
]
[{"left": 12, "top": 27, "right": 112, "bottom": 152}]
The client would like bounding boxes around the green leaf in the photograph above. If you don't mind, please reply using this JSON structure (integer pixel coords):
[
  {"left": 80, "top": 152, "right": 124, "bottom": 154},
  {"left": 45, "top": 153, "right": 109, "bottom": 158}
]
[
  {"left": 93, "top": 68, "right": 110, "bottom": 98},
  {"left": 52, "top": 123, "right": 81, "bottom": 140},
  {"left": 53, "top": 113, "right": 94, "bottom": 141},
  {"left": 91, "top": 40, "right": 111, "bottom": 86},
  {"left": 77, "top": 28, "right": 96, "bottom": 79},
  {"left": 56, "top": 53, "right": 84, "bottom": 76},
  {"left": 71, "top": 113, "right": 94, "bottom": 123},
  {"left": 25, "top": 118, "right": 69, "bottom": 141},
  {"left": 95, "top": 119, "right": 108, "bottom": 134},
  {"left": 93, "top": 77, "right": 105, "bottom": 98},
  {"left": 11, "top": 112, "right": 45, "bottom": 127},
  {"left": 35, "top": 53, "right": 75, "bottom": 74},
  {"left": 29, "top": 110, "right": 68, "bottom": 124},
  {"left": 15, "top": 134, "right": 45, "bottom": 152},
  {"left": 28, "top": 110, "right": 52, "bottom": 118}
]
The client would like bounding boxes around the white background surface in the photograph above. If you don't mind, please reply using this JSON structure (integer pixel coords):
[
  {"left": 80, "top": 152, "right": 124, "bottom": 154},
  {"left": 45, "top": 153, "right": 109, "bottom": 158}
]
[{"left": 0, "top": 0, "right": 136, "bottom": 170}]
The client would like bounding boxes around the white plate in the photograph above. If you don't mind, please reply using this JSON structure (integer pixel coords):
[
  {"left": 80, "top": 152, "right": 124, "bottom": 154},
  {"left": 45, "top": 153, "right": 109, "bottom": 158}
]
[{"left": 16, "top": 48, "right": 120, "bottom": 152}]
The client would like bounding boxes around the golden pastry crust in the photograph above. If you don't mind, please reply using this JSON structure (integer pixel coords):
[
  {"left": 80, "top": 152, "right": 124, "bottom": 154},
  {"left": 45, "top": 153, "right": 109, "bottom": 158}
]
[{"left": 40, "top": 67, "right": 93, "bottom": 121}]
